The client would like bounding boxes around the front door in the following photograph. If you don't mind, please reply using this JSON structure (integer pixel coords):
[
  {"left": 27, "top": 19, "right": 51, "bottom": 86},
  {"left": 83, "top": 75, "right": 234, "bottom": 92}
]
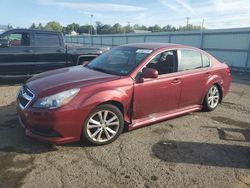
[
  {"left": 133, "top": 50, "right": 182, "bottom": 120},
  {"left": 0, "top": 31, "right": 35, "bottom": 75},
  {"left": 33, "top": 31, "right": 66, "bottom": 73}
]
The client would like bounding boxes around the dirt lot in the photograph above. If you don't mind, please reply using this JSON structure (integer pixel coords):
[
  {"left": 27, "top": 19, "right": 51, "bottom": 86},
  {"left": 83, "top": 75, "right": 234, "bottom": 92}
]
[{"left": 0, "top": 72, "right": 249, "bottom": 188}]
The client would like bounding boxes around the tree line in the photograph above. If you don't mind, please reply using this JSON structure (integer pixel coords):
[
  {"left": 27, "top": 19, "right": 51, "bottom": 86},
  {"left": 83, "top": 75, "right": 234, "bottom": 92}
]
[{"left": 30, "top": 21, "right": 206, "bottom": 35}]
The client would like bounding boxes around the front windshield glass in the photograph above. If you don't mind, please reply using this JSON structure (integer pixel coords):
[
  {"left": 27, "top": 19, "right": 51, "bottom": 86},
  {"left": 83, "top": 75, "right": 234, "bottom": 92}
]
[{"left": 86, "top": 47, "right": 152, "bottom": 76}]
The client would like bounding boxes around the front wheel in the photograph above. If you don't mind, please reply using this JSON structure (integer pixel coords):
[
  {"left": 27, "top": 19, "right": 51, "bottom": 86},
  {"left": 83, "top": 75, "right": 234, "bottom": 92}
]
[
  {"left": 82, "top": 104, "right": 124, "bottom": 145},
  {"left": 203, "top": 85, "right": 220, "bottom": 111}
]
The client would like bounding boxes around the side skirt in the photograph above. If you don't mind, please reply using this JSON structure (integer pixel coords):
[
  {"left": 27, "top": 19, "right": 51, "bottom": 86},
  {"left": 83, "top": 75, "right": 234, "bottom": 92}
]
[{"left": 129, "top": 105, "right": 202, "bottom": 130}]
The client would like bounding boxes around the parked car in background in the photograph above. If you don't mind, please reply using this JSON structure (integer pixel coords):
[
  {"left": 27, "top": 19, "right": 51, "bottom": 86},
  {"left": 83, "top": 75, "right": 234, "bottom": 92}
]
[
  {"left": 0, "top": 29, "right": 103, "bottom": 75},
  {"left": 16, "top": 43, "right": 231, "bottom": 145}
]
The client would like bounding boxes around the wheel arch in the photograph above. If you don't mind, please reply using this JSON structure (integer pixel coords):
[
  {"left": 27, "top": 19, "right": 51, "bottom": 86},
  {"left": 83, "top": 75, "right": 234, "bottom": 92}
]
[
  {"left": 80, "top": 89, "right": 133, "bottom": 124},
  {"left": 98, "top": 100, "right": 124, "bottom": 116},
  {"left": 203, "top": 75, "right": 224, "bottom": 104}
]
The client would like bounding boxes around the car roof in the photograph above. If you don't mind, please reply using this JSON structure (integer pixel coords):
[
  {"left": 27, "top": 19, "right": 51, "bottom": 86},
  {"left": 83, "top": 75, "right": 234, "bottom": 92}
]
[
  {"left": 120, "top": 43, "right": 198, "bottom": 51},
  {"left": 4, "top": 28, "right": 61, "bottom": 34}
]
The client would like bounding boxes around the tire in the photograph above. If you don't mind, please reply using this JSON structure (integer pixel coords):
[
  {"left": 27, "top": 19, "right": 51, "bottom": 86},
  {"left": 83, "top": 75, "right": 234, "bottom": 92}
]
[
  {"left": 203, "top": 85, "right": 220, "bottom": 111},
  {"left": 82, "top": 104, "right": 124, "bottom": 145}
]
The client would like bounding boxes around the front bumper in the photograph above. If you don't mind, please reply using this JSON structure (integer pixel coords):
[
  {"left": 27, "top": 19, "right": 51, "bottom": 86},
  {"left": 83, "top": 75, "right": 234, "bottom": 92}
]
[{"left": 16, "top": 101, "right": 90, "bottom": 144}]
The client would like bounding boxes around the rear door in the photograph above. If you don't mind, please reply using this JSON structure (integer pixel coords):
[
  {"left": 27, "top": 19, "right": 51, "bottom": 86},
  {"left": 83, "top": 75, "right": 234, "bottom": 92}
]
[
  {"left": 33, "top": 31, "right": 66, "bottom": 73},
  {"left": 0, "top": 30, "right": 35, "bottom": 75},
  {"left": 178, "top": 49, "right": 211, "bottom": 107}
]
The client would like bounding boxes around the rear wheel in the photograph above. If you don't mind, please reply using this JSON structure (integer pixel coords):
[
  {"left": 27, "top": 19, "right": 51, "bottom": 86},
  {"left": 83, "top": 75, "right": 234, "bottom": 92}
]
[
  {"left": 82, "top": 104, "right": 124, "bottom": 145},
  {"left": 204, "top": 85, "right": 220, "bottom": 111}
]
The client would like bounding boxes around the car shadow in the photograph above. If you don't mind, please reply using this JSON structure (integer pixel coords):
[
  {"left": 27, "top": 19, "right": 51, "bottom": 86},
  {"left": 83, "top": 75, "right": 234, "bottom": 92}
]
[
  {"left": 0, "top": 101, "right": 64, "bottom": 188},
  {"left": 151, "top": 116, "right": 250, "bottom": 169},
  {"left": 0, "top": 99, "right": 131, "bottom": 155},
  {"left": 152, "top": 140, "right": 250, "bottom": 169},
  {"left": 0, "top": 102, "right": 59, "bottom": 154},
  {"left": 1, "top": 100, "right": 250, "bottom": 171}
]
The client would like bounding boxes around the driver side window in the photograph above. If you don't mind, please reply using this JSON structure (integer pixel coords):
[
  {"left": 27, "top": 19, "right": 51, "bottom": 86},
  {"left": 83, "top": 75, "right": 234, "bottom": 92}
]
[
  {"left": 4, "top": 32, "right": 30, "bottom": 47},
  {"left": 146, "top": 50, "right": 177, "bottom": 75}
]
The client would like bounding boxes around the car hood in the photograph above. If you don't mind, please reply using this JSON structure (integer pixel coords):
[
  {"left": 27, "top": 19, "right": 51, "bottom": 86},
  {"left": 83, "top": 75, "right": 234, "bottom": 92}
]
[{"left": 26, "top": 66, "right": 120, "bottom": 97}]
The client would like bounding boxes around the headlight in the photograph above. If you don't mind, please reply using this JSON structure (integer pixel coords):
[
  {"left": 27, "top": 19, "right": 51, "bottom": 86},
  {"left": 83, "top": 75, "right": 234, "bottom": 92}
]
[{"left": 33, "top": 88, "right": 80, "bottom": 109}]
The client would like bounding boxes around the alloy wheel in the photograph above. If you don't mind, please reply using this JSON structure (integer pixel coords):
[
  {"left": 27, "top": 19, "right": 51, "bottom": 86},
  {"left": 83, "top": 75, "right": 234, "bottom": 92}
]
[
  {"left": 207, "top": 85, "right": 220, "bottom": 109},
  {"left": 86, "top": 110, "right": 120, "bottom": 143}
]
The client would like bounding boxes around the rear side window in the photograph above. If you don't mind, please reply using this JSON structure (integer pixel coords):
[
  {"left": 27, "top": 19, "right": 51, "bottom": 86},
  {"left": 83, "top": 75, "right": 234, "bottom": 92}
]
[
  {"left": 35, "top": 33, "right": 60, "bottom": 47},
  {"left": 202, "top": 54, "right": 210, "bottom": 67},
  {"left": 180, "top": 49, "right": 202, "bottom": 71}
]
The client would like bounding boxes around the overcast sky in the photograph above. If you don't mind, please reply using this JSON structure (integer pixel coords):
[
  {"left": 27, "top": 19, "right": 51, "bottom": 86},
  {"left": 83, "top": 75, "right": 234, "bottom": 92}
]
[{"left": 1, "top": 0, "right": 250, "bottom": 29}]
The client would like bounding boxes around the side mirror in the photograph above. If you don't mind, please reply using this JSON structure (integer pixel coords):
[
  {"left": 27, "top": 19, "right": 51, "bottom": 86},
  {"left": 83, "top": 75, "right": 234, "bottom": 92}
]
[
  {"left": 0, "top": 39, "right": 10, "bottom": 48},
  {"left": 142, "top": 68, "right": 158, "bottom": 79}
]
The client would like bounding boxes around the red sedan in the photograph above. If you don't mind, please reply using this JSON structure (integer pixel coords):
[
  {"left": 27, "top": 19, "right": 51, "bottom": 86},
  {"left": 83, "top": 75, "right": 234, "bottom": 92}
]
[{"left": 16, "top": 43, "right": 231, "bottom": 145}]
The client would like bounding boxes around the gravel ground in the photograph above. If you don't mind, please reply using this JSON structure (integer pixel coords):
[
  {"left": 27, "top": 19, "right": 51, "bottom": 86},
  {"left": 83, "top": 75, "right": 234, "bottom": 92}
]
[{"left": 0, "top": 72, "right": 249, "bottom": 188}]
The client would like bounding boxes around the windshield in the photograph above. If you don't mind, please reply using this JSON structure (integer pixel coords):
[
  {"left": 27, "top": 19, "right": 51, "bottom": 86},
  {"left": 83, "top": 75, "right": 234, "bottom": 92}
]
[{"left": 85, "top": 46, "right": 152, "bottom": 76}]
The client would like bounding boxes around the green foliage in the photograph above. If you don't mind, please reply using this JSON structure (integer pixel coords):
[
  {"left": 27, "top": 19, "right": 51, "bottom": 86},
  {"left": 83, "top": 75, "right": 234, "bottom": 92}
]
[
  {"left": 64, "top": 23, "right": 80, "bottom": 34},
  {"left": 98, "top": 24, "right": 112, "bottom": 34},
  {"left": 30, "top": 21, "right": 206, "bottom": 34},
  {"left": 123, "top": 25, "right": 133, "bottom": 33},
  {"left": 78, "top": 25, "right": 90, "bottom": 34},
  {"left": 148, "top": 25, "right": 163, "bottom": 32},
  {"left": 163, "top": 25, "right": 177, "bottom": 31},
  {"left": 179, "top": 24, "right": 205, "bottom": 31},
  {"left": 37, "top": 23, "right": 43, "bottom": 30},
  {"left": 112, "top": 23, "right": 123, "bottom": 34},
  {"left": 29, "top": 21, "right": 62, "bottom": 32},
  {"left": 30, "top": 23, "right": 36, "bottom": 29},
  {"left": 44, "top": 21, "right": 63, "bottom": 32},
  {"left": 133, "top": 24, "right": 148, "bottom": 31}
]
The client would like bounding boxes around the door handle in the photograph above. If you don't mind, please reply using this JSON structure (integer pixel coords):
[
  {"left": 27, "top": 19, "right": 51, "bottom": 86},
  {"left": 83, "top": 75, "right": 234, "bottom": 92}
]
[
  {"left": 171, "top": 78, "right": 181, "bottom": 85},
  {"left": 24, "top": 49, "right": 33, "bottom": 53}
]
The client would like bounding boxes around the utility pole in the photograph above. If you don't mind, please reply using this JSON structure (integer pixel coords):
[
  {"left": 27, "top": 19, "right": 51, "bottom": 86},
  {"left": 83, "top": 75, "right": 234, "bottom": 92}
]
[
  {"left": 90, "top": 14, "right": 93, "bottom": 35},
  {"left": 127, "top": 22, "right": 131, "bottom": 33},
  {"left": 201, "top": 18, "right": 205, "bottom": 29},
  {"left": 128, "top": 22, "right": 130, "bottom": 28},
  {"left": 186, "top": 17, "right": 190, "bottom": 27}
]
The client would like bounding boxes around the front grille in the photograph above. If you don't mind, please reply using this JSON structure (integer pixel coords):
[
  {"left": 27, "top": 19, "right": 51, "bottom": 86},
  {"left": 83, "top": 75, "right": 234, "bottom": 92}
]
[
  {"left": 17, "top": 85, "right": 35, "bottom": 109},
  {"left": 18, "top": 95, "right": 29, "bottom": 107},
  {"left": 31, "top": 127, "right": 61, "bottom": 137}
]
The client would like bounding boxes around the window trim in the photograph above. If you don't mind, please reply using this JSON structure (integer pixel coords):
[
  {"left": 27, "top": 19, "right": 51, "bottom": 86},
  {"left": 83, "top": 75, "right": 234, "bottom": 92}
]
[
  {"left": 3, "top": 32, "right": 31, "bottom": 47},
  {"left": 178, "top": 48, "right": 210, "bottom": 72},
  {"left": 201, "top": 53, "right": 211, "bottom": 68},
  {"left": 136, "top": 49, "right": 178, "bottom": 79}
]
